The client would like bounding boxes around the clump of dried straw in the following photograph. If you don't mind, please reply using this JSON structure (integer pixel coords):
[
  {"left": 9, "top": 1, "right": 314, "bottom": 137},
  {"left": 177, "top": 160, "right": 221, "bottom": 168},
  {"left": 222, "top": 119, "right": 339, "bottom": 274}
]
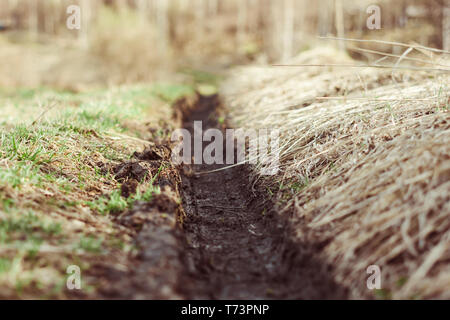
[{"left": 221, "top": 44, "right": 449, "bottom": 299}]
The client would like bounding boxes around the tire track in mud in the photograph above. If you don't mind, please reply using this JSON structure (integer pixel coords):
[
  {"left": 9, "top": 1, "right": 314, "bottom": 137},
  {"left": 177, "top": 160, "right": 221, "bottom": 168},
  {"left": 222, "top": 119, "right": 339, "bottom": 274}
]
[{"left": 178, "top": 95, "right": 348, "bottom": 299}]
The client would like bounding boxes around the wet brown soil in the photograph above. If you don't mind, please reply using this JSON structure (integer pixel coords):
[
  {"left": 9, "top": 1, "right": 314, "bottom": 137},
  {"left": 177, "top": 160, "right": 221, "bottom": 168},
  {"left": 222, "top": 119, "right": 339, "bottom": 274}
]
[{"left": 178, "top": 95, "right": 348, "bottom": 299}]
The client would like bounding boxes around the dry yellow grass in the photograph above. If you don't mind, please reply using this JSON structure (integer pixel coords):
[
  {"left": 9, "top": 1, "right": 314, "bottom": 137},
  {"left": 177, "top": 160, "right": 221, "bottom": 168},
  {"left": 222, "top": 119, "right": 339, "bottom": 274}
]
[{"left": 221, "top": 46, "right": 449, "bottom": 299}]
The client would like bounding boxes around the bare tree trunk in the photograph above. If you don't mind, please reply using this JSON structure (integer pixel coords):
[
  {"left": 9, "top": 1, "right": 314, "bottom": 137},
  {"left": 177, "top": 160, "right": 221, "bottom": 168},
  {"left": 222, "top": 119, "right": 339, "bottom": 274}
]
[
  {"left": 318, "top": 0, "right": 330, "bottom": 36},
  {"left": 80, "top": 0, "right": 91, "bottom": 49},
  {"left": 444, "top": 0, "right": 450, "bottom": 51},
  {"left": 396, "top": 0, "right": 408, "bottom": 28},
  {"left": 237, "top": 0, "right": 248, "bottom": 43},
  {"left": 136, "top": 0, "right": 149, "bottom": 23},
  {"left": 356, "top": 3, "right": 364, "bottom": 37},
  {"left": 30, "top": 0, "right": 39, "bottom": 39},
  {"left": 271, "top": 0, "right": 283, "bottom": 59},
  {"left": 0, "top": 0, "right": 9, "bottom": 22},
  {"left": 260, "top": 0, "right": 273, "bottom": 59},
  {"left": 208, "top": 0, "right": 219, "bottom": 16},
  {"left": 116, "top": 0, "right": 128, "bottom": 11},
  {"left": 297, "top": 0, "right": 305, "bottom": 35},
  {"left": 156, "top": 0, "right": 170, "bottom": 51},
  {"left": 335, "top": 0, "right": 345, "bottom": 50},
  {"left": 194, "top": 0, "right": 206, "bottom": 34},
  {"left": 44, "top": 0, "right": 56, "bottom": 35},
  {"left": 178, "top": 0, "right": 189, "bottom": 13},
  {"left": 248, "top": 0, "right": 259, "bottom": 34},
  {"left": 282, "top": 0, "right": 295, "bottom": 61}
]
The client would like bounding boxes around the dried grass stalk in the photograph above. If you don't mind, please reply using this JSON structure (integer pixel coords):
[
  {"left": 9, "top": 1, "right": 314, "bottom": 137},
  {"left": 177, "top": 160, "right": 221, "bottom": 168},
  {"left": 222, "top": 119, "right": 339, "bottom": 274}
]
[{"left": 222, "top": 46, "right": 450, "bottom": 299}]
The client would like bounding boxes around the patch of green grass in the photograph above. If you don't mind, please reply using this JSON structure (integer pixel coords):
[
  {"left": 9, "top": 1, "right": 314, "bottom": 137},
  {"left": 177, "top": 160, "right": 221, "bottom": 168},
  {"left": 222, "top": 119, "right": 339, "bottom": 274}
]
[
  {"left": 0, "top": 163, "right": 43, "bottom": 189},
  {"left": 0, "top": 86, "right": 158, "bottom": 193},
  {"left": 7, "top": 87, "right": 40, "bottom": 100},
  {"left": 15, "top": 278, "right": 34, "bottom": 297},
  {"left": 384, "top": 103, "right": 397, "bottom": 122},
  {"left": 150, "top": 83, "right": 195, "bottom": 103},
  {"left": 133, "top": 186, "right": 160, "bottom": 203},
  {"left": 44, "top": 278, "right": 67, "bottom": 299},
  {"left": 59, "top": 200, "right": 80, "bottom": 209},
  {"left": 96, "top": 143, "right": 125, "bottom": 162},
  {"left": 77, "top": 236, "right": 103, "bottom": 253},
  {"left": 1, "top": 197, "right": 15, "bottom": 212},
  {"left": 374, "top": 288, "right": 392, "bottom": 300},
  {"left": 290, "top": 176, "right": 310, "bottom": 193},
  {"left": 0, "top": 258, "right": 12, "bottom": 274},
  {"left": 0, "top": 83, "right": 192, "bottom": 297},
  {"left": 76, "top": 109, "right": 123, "bottom": 132},
  {"left": 88, "top": 163, "right": 162, "bottom": 215},
  {"left": 326, "top": 161, "right": 338, "bottom": 174},
  {"left": 396, "top": 276, "right": 408, "bottom": 288},
  {"left": 87, "top": 190, "right": 128, "bottom": 215},
  {"left": 179, "top": 68, "right": 223, "bottom": 87},
  {"left": 87, "top": 185, "right": 161, "bottom": 216},
  {"left": 24, "top": 237, "right": 43, "bottom": 259},
  {"left": 0, "top": 126, "right": 56, "bottom": 164},
  {"left": 178, "top": 68, "right": 222, "bottom": 96},
  {"left": 0, "top": 212, "right": 62, "bottom": 244},
  {"left": 43, "top": 173, "right": 73, "bottom": 193}
]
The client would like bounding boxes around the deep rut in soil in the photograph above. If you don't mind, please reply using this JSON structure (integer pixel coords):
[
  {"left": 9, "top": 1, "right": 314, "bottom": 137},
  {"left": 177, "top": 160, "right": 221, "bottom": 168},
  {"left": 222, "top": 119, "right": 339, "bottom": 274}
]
[{"left": 178, "top": 95, "right": 348, "bottom": 299}]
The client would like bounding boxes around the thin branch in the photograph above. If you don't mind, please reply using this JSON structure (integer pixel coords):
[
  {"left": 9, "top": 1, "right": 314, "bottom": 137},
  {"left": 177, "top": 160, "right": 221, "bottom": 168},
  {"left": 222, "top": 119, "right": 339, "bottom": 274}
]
[
  {"left": 316, "top": 96, "right": 440, "bottom": 102},
  {"left": 31, "top": 100, "right": 57, "bottom": 126},
  {"left": 272, "top": 64, "right": 450, "bottom": 73},
  {"left": 319, "top": 36, "right": 450, "bottom": 54},
  {"left": 348, "top": 46, "right": 450, "bottom": 68}
]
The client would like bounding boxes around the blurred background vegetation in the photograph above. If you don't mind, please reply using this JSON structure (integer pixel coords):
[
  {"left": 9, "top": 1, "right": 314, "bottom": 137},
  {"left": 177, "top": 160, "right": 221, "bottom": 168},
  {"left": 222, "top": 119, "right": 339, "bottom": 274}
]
[{"left": 0, "top": 0, "right": 448, "bottom": 89}]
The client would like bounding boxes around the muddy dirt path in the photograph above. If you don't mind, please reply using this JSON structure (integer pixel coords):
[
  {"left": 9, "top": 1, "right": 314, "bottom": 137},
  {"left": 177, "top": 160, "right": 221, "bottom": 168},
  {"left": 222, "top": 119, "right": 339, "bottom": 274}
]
[{"left": 178, "top": 95, "right": 348, "bottom": 299}]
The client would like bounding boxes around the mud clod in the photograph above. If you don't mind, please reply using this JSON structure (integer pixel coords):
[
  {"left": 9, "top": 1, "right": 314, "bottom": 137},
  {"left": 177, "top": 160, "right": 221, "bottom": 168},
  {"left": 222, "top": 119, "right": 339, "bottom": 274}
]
[
  {"left": 113, "top": 161, "right": 154, "bottom": 182},
  {"left": 120, "top": 179, "right": 139, "bottom": 198},
  {"left": 133, "top": 147, "right": 162, "bottom": 161}
]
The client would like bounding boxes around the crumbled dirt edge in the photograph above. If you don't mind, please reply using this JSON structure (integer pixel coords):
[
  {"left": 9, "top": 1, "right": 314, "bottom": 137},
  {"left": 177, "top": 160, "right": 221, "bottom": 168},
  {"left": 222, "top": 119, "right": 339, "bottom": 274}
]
[{"left": 88, "top": 94, "right": 202, "bottom": 299}]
